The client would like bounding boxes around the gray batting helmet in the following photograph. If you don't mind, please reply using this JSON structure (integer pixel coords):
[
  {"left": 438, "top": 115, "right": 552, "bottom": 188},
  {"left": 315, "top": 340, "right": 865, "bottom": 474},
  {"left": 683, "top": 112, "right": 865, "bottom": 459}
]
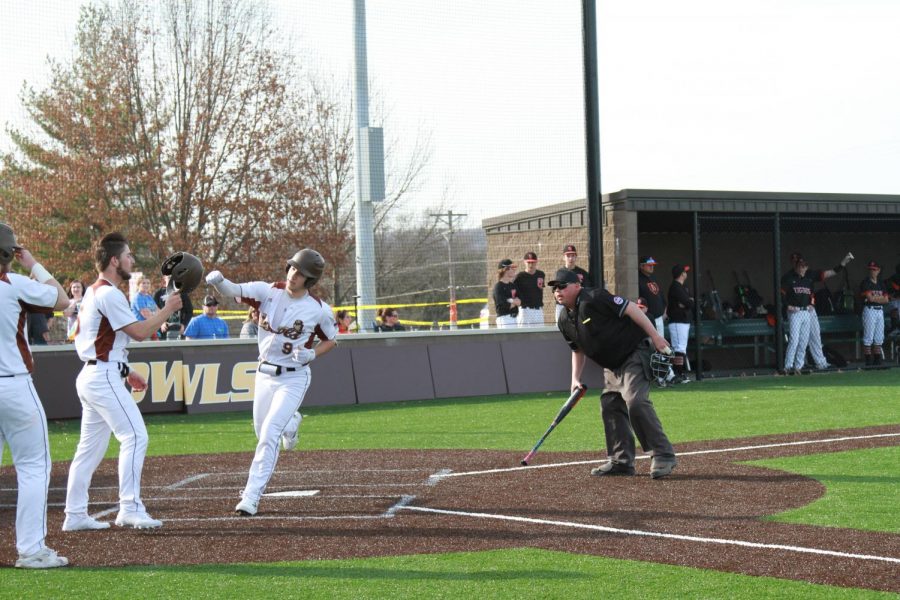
[
  {"left": 286, "top": 248, "right": 325, "bottom": 289},
  {"left": 650, "top": 352, "right": 672, "bottom": 381},
  {"left": 0, "top": 223, "right": 22, "bottom": 266},
  {"left": 161, "top": 251, "right": 204, "bottom": 295}
]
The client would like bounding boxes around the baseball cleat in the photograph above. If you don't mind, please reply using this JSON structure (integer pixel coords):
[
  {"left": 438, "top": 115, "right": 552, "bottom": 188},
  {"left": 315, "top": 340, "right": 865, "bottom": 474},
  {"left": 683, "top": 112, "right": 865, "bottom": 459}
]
[
  {"left": 235, "top": 498, "right": 258, "bottom": 516},
  {"left": 590, "top": 461, "right": 635, "bottom": 477},
  {"left": 650, "top": 456, "right": 678, "bottom": 479},
  {"left": 62, "top": 514, "right": 111, "bottom": 531},
  {"left": 15, "top": 547, "right": 69, "bottom": 569},
  {"left": 281, "top": 411, "right": 303, "bottom": 451},
  {"left": 115, "top": 511, "right": 163, "bottom": 529}
]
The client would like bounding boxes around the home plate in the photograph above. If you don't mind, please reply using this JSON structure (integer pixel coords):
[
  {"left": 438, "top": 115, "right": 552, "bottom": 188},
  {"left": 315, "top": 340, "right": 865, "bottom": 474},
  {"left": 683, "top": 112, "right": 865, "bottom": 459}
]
[{"left": 263, "top": 490, "right": 320, "bottom": 498}]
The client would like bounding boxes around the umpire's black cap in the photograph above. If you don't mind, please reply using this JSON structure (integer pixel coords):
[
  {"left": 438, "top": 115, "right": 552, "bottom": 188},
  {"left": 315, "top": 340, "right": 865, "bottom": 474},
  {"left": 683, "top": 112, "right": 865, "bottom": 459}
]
[{"left": 548, "top": 269, "right": 580, "bottom": 287}]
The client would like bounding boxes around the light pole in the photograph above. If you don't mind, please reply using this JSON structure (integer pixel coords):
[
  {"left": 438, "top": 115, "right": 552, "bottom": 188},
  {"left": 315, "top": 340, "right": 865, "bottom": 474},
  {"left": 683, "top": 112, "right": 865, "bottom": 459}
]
[{"left": 431, "top": 210, "right": 466, "bottom": 330}]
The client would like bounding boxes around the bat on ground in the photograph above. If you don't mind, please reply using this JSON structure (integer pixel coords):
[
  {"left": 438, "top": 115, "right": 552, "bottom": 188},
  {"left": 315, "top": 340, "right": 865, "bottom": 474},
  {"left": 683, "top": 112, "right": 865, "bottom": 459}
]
[{"left": 520, "top": 384, "right": 587, "bottom": 466}]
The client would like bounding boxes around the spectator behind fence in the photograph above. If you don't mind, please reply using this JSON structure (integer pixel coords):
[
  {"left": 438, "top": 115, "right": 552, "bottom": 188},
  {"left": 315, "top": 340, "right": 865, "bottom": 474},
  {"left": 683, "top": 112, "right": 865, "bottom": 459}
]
[
  {"left": 183, "top": 295, "right": 229, "bottom": 340},
  {"left": 153, "top": 274, "right": 194, "bottom": 340},
  {"left": 376, "top": 307, "right": 405, "bottom": 332},
  {"left": 240, "top": 306, "right": 260, "bottom": 339},
  {"left": 63, "top": 279, "right": 84, "bottom": 340},
  {"left": 336, "top": 309, "right": 354, "bottom": 334},
  {"left": 493, "top": 259, "right": 520, "bottom": 328},
  {"left": 859, "top": 261, "right": 889, "bottom": 366},
  {"left": 130, "top": 277, "right": 158, "bottom": 340}
]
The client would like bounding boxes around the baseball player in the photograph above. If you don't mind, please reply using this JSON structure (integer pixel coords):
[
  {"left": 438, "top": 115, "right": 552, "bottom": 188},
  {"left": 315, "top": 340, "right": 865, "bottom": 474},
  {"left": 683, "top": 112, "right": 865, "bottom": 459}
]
[
  {"left": 780, "top": 252, "right": 852, "bottom": 373},
  {"left": 556, "top": 244, "right": 591, "bottom": 320},
  {"left": 493, "top": 259, "right": 520, "bottom": 328},
  {"left": 550, "top": 268, "right": 677, "bottom": 479},
  {"left": 638, "top": 256, "right": 674, "bottom": 385},
  {"left": 859, "top": 261, "right": 889, "bottom": 366},
  {"left": 205, "top": 248, "right": 337, "bottom": 516},
  {"left": 888, "top": 263, "right": 900, "bottom": 335},
  {"left": 666, "top": 264, "right": 694, "bottom": 383},
  {"left": 514, "top": 252, "right": 545, "bottom": 327},
  {"left": 64, "top": 233, "right": 184, "bottom": 531},
  {"left": 0, "top": 223, "right": 70, "bottom": 568}
]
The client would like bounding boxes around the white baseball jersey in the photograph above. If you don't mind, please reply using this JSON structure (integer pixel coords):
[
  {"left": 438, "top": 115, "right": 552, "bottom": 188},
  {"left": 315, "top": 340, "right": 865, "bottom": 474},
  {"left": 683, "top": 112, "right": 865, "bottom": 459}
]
[
  {"left": 0, "top": 272, "right": 57, "bottom": 375},
  {"left": 74, "top": 278, "right": 138, "bottom": 363},
  {"left": 238, "top": 282, "right": 337, "bottom": 367}
]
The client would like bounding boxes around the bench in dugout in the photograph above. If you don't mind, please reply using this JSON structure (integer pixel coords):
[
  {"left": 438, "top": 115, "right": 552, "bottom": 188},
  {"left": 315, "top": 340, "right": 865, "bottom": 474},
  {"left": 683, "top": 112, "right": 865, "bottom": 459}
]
[{"left": 686, "top": 314, "right": 891, "bottom": 367}]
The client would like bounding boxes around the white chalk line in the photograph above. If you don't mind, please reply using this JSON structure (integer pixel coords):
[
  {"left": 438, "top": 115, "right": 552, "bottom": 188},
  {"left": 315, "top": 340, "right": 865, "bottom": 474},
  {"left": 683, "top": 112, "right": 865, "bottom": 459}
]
[
  {"left": 432, "top": 432, "right": 900, "bottom": 480},
  {"left": 167, "top": 473, "right": 210, "bottom": 490},
  {"left": 382, "top": 495, "right": 417, "bottom": 518},
  {"left": 164, "top": 514, "right": 384, "bottom": 523},
  {"left": 401, "top": 505, "right": 900, "bottom": 565}
]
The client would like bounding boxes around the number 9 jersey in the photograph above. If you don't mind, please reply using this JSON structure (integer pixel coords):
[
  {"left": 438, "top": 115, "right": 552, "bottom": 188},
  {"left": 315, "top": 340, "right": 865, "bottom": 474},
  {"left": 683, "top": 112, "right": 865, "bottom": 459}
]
[{"left": 237, "top": 281, "right": 337, "bottom": 367}]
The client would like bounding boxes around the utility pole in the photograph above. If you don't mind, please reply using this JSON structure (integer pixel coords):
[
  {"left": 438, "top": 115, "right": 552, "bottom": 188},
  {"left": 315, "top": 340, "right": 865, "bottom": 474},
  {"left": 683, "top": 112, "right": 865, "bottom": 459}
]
[{"left": 430, "top": 210, "right": 467, "bottom": 330}]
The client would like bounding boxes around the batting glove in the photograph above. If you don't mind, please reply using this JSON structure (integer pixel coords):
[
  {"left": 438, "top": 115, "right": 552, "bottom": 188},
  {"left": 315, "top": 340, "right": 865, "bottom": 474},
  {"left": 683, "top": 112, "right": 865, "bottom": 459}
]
[
  {"left": 292, "top": 347, "right": 316, "bottom": 365},
  {"left": 840, "top": 252, "right": 854, "bottom": 267},
  {"left": 206, "top": 270, "right": 224, "bottom": 286}
]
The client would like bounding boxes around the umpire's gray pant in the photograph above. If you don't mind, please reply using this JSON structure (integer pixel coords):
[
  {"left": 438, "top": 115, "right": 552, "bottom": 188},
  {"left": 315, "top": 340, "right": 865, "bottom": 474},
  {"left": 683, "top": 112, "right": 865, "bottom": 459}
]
[{"left": 600, "top": 344, "right": 676, "bottom": 466}]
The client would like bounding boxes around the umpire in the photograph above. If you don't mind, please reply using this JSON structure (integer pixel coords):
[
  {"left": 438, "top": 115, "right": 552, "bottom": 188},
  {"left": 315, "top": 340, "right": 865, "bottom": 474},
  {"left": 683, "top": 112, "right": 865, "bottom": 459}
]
[{"left": 550, "top": 269, "right": 678, "bottom": 479}]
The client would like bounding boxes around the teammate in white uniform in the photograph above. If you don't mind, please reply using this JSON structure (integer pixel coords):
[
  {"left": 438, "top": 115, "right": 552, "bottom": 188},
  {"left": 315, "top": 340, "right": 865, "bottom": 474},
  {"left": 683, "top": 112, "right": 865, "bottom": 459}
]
[
  {"left": 206, "top": 248, "right": 337, "bottom": 516},
  {"left": 64, "top": 233, "right": 182, "bottom": 531},
  {"left": 0, "top": 223, "right": 70, "bottom": 568}
]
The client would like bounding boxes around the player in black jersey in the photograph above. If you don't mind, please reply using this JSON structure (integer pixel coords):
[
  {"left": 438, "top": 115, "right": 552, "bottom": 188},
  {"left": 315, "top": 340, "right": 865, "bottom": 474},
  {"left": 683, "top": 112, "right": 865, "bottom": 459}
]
[
  {"left": 515, "top": 251, "right": 545, "bottom": 327},
  {"left": 493, "top": 259, "right": 520, "bottom": 328},
  {"left": 859, "top": 261, "right": 889, "bottom": 365}
]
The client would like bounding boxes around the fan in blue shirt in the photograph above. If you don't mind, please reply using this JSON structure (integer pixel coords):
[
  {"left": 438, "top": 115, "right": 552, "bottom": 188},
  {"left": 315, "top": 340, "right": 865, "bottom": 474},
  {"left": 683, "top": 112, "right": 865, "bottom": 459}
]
[{"left": 183, "top": 295, "right": 230, "bottom": 340}]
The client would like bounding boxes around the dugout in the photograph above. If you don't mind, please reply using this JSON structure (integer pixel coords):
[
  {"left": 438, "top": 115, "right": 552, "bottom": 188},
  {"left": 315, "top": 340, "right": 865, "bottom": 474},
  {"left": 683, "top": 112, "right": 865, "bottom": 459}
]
[{"left": 486, "top": 189, "right": 900, "bottom": 374}]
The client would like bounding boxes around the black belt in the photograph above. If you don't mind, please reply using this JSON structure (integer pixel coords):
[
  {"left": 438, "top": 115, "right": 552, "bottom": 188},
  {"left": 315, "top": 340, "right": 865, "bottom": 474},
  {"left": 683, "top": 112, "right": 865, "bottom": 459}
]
[
  {"left": 521, "top": 306, "right": 542, "bottom": 310},
  {"left": 0, "top": 374, "right": 14, "bottom": 378},
  {"left": 259, "top": 362, "right": 297, "bottom": 376},
  {"left": 86, "top": 360, "right": 131, "bottom": 378},
  {"left": 864, "top": 305, "right": 883, "bottom": 310}
]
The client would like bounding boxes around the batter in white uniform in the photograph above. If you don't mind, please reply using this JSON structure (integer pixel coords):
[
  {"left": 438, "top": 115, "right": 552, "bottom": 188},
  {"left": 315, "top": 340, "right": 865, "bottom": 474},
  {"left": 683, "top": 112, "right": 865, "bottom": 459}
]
[
  {"left": 64, "top": 232, "right": 182, "bottom": 531},
  {"left": 206, "top": 248, "right": 337, "bottom": 516},
  {"left": 0, "top": 223, "right": 70, "bottom": 568}
]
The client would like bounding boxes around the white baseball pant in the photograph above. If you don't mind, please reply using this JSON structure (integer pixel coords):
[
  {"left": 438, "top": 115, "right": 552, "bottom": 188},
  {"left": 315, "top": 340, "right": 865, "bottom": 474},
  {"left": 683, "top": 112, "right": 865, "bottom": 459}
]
[
  {"left": 495, "top": 315, "right": 517, "bottom": 329},
  {"left": 668, "top": 322, "right": 690, "bottom": 354},
  {"left": 65, "top": 362, "right": 149, "bottom": 518},
  {"left": 784, "top": 308, "right": 812, "bottom": 370},
  {"left": 240, "top": 368, "right": 311, "bottom": 504},
  {"left": 0, "top": 375, "right": 51, "bottom": 556},
  {"left": 516, "top": 307, "right": 545, "bottom": 327},
  {"left": 862, "top": 306, "right": 885, "bottom": 346},
  {"left": 805, "top": 312, "right": 829, "bottom": 369}
]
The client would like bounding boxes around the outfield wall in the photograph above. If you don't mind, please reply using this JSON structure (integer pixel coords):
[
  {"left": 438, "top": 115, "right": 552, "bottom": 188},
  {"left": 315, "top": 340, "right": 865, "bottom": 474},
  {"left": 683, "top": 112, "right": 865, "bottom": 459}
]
[{"left": 31, "top": 329, "right": 607, "bottom": 420}]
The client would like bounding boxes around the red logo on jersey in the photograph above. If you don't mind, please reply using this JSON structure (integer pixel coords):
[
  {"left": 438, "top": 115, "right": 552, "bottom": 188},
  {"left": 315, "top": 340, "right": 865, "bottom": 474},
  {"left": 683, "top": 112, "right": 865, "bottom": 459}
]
[
  {"left": 537, "top": 277, "right": 544, "bottom": 288},
  {"left": 648, "top": 282, "right": 660, "bottom": 295}
]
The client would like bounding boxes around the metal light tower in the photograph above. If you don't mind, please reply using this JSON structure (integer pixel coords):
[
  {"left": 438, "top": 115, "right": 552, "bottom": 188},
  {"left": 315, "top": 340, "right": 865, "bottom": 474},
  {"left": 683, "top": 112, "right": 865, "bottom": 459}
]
[{"left": 353, "top": 0, "right": 384, "bottom": 331}]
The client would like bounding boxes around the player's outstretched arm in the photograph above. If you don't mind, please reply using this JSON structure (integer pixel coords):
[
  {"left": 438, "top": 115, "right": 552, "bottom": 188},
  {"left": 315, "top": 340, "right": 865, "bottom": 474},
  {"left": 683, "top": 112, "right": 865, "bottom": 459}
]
[
  {"left": 206, "top": 270, "right": 242, "bottom": 298},
  {"left": 122, "top": 292, "right": 183, "bottom": 341}
]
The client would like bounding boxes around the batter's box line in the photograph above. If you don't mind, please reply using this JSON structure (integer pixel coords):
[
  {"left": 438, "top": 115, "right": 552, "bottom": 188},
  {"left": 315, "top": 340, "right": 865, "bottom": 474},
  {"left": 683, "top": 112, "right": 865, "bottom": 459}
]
[
  {"left": 401, "top": 505, "right": 900, "bottom": 566},
  {"left": 164, "top": 514, "right": 387, "bottom": 523}
]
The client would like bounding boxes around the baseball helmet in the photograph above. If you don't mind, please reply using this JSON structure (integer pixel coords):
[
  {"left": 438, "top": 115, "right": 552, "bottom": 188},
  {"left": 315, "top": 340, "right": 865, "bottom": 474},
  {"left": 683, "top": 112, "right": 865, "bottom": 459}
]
[
  {"left": 161, "top": 251, "right": 204, "bottom": 295},
  {"left": 0, "top": 223, "right": 22, "bottom": 266},
  {"left": 649, "top": 351, "right": 671, "bottom": 380},
  {"left": 286, "top": 248, "right": 325, "bottom": 288}
]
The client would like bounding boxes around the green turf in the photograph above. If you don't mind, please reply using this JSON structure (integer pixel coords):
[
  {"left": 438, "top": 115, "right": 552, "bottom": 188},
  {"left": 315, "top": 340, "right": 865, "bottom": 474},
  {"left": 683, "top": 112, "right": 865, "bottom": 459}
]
[
  {"left": 37, "top": 368, "right": 900, "bottom": 461},
  {"left": 0, "top": 548, "right": 892, "bottom": 600},
  {"left": 746, "top": 446, "right": 900, "bottom": 533}
]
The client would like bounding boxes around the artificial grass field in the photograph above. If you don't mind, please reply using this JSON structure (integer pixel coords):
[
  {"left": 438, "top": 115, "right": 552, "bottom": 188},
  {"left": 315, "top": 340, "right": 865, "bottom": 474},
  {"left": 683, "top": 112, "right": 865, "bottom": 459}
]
[{"left": 1, "top": 368, "right": 897, "bottom": 598}]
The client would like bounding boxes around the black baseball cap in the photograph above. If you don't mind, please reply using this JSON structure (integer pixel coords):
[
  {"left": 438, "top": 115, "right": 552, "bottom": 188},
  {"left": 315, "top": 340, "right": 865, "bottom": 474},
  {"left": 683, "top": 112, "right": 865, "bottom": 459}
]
[
  {"left": 639, "top": 256, "right": 657, "bottom": 265},
  {"left": 866, "top": 260, "right": 881, "bottom": 270},
  {"left": 548, "top": 269, "right": 581, "bottom": 287},
  {"left": 563, "top": 244, "right": 577, "bottom": 255},
  {"left": 524, "top": 251, "right": 538, "bottom": 262},
  {"left": 671, "top": 264, "right": 691, "bottom": 278},
  {"left": 497, "top": 258, "right": 515, "bottom": 270},
  {"left": 203, "top": 295, "right": 219, "bottom": 306}
]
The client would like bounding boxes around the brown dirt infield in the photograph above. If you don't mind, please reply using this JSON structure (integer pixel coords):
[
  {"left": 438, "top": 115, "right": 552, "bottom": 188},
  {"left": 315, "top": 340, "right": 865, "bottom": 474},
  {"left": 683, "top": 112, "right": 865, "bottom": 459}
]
[{"left": 0, "top": 425, "right": 897, "bottom": 592}]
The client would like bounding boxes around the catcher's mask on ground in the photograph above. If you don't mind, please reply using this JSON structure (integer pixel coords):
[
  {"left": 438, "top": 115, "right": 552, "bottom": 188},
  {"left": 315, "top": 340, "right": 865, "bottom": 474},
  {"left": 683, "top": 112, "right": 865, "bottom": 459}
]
[
  {"left": 161, "top": 252, "right": 204, "bottom": 295},
  {"left": 650, "top": 352, "right": 671, "bottom": 380},
  {"left": 286, "top": 249, "right": 325, "bottom": 289}
]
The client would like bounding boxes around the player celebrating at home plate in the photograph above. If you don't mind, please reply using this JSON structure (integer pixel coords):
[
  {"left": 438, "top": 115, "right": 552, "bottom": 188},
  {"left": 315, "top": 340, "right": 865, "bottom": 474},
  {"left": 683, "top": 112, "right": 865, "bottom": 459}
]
[
  {"left": 205, "top": 248, "right": 337, "bottom": 516},
  {"left": 0, "top": 223, "right": 70, "bottom": 568},
  {"left": 64, "top": 233, "right": 186, "bottom": 531}
]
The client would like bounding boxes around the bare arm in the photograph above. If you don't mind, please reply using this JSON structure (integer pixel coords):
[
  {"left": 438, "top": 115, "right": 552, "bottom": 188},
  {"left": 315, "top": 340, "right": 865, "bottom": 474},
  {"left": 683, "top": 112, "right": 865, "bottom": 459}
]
[
  {"left": 121, "top": 293, "right": 183, "bottom": 341},
  {"left": 624, "top": 301, "right": 670, "bottom": 352},
  {"left": 571, "top": 350, "right": 586, "bottom": 391},
  {"left": 15, "top": 249, "right": 69, "bottom": 310}
]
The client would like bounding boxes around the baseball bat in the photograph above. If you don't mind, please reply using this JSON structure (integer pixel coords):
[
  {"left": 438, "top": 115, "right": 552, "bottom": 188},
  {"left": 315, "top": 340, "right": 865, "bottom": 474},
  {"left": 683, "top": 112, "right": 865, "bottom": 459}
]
[{"left": 520, "top": 384, "right": 587, "bottom": 466}]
